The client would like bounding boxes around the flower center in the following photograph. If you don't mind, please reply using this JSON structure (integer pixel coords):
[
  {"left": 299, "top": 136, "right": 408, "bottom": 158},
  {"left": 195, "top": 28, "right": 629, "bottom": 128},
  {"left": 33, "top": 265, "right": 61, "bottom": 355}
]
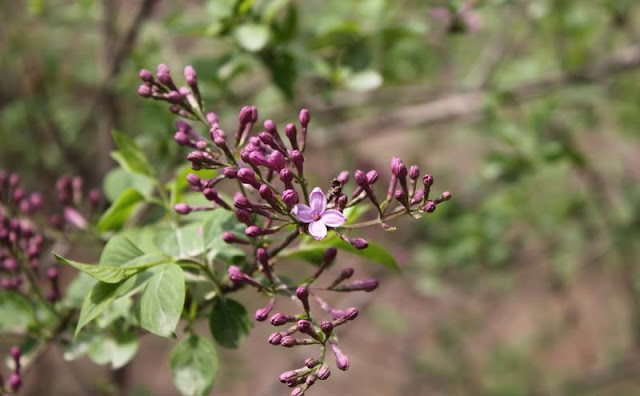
[{"left": 312, "top": 214, "right": 321, "bottom": 221}]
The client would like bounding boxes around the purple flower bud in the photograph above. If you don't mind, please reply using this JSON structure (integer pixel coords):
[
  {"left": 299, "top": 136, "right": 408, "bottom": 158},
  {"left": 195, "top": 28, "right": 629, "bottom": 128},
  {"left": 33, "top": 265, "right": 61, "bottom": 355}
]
[
  {"left": 186, "top": 173, "right": 201, "bottom": 190},
  {"left": 156, "top": 64, "right": 172, "bottom": 86},
  {"left": 30, "top": 193, "right": 43, "bottom": 209},
  {"left": 4, "top": 258, "right": 17, "bottom": 272},
  {"left": 395, "top": 189, "right": 408, "bottom": 205},
  {"left": 354, "top": 170, "right": 368, "bottom": 187},
  {"left": 168, "top": 90, "right": 183, "bottom": 104},
  {"left": 291, "top": 387, "right": 305, "bottom": 396},
  {"left": 317, "top": 365, "right": 330, "bottom": 380},
  {"left": 195, "top": 141, "right": 208, "bottom": 150},
  {"left": 169, "top": 104, "right": 181, "bottom": 114},
  {"left": 257, "top": 247, "right": 270, "bottom": 266},
  {"left": 269, "top": 332, "right": 283, "bottom": 345},
  {"left": 318, "top": 249, "right": 335, "bottom": 265},
  {"left": 344, "top": 307, "right": 358, "bottom": 320},
  {"left": 245, "top": 225, "right": 277, "bottom": 237},
  {"left": 391, "top": 157, "right": 406, "bottom": 177},
  {"left": 341, "top": 268, "right": 354, "bottom": 279},
  {"left": 337, "top": 171, "right": 349, "bottom": 185},
  {"left": 422, "top": 174, "right": 434, "bottom": 187},
  {"left": 335, "top": 278, "right": 379, "bottom": 292},
  {"left": 207, "top": 112, "right": 219, "bottom": 126},
  {"left": 279, "top": 370, "right": 298, "bottom": 383},
  {"left": 64, "top": 207, "right": 88, "bottom": 230},
  {"left": 139, "top": 69, "right": 154, "bottom": 82},
  {"left": 296, "top": 286, "right": 309, "bottom": 302},
  {"left": 423, "top": 200, "right": 436, "bottom": 213},
  {"left": 184, "top": 65, "right": 197, "bottom": 86},
  {"left": 306, "top": 374, "right": 317, "bottom": 386},
  {"left": 269, "top": 151, "right": 286, "bottom": 171},
  {"left": 174, "top": 203, "right": 191, "bottom": 214},
  {"left": 290, "top": 150, "right": 304, "bottom": 174},
  {"left": 179, "top": 86, "right": 190, "bottom": 97},
  {"left": 285, "top": 123, "right": 298, "bottom": 149},
  {"left": 248, "top": 151, "right": 271, "bottom": 168},
  {"left": 321, "top": 321, "right": 334, "bottom": 335},
  {"left": 255, "top": 299, "right": 275, "bottom": 321},
  {"left": 236, "top": 209, "right": 251, "bottom": 225},
  {"left": 439, "top": 191, "right": 452, "bottom": 202},
  {"left": 222, "top": 231, "right": 248, "bottom": 245},
  {"left": 299, "top": 109, "right": 310, "bottom": 126},
  {"left": 223, "top": 167, "right": 238, "bottom": 179},
  {"left": 330, "top": 343, "right": 349, "bottom": 371},
  {"left": 238, "top": 106, "right": 254, "bottom": 125},
  {"left": 227, "top": 265, "right": 246, "bottom": 283},
  {"left": 270, "top": 313, "right": 293, "bottom": 326},
  {"left": 280, "top": 169, "right": 294, "bottom": 188},
  {"left": 336, "top": 194, "right": 348, "bottom": 210},
  {"left": 305, "top": 358, "right": 320, "bottom": 368},
  {"left": 366, "top": 170, "right": 379, "bottom": 184},
  {"left": 89, "top": 189, "right": 101, "bottom": 207},
  {"left": 9, "top": 173, "right": 20, "bottom": 188},
  {"left": 409, "top": 165, "right": 420, "bottom": 180},
  {"left": 237, "top": 168, "right": 261, "bottom": 189},
  {"left": 297, "top": 320, "right": 312, "bottom": 333},
  {"left": 47, "top": 268, "right": 59, "bottom": 281},
  {"left": 137, "top": 84, "right": 152, "bottom": 97},
  {"left": 259, "top": 187, "right": 277, "bottom": 208},
  {"left": 258, "top": 131, "right": 275, "bottom": 145},
  {"left": 348, "top": 237, "right": 368, "bottom": 250},
  {"left": 282, "top": 189, "right": 299, "bottom": 207},
  {"left": 8, "top": 373, "right": 21, "bottom": 392},
  {"left": 280, "top": 336, "right": 296, "bottom": 348},
  {"left": 264, "top": 119, "right": 277, "bottom": 134},
  {"left": 10, "top": 346, "right": 21, "bottom": 361}
]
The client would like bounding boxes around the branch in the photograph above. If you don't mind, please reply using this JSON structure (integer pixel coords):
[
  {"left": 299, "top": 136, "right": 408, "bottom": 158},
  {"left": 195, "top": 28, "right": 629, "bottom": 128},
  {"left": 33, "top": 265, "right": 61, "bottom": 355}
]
[{"left": 311, "top": 44, "right": 640, "bottom": 150}]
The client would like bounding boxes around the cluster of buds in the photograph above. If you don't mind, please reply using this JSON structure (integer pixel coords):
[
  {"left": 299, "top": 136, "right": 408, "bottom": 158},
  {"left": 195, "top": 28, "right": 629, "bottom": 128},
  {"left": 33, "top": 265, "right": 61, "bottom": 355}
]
[
  {"left": 229, "top": 247, "right": 379, "bottom": 395},
  {"left": 138, "top": 64, "right": 450, "bottom": 395},
  {"left": 51, "top": 175, "right": 101, "bottom": 231},
  {"left": 0, "top": 346, "right": 23, "bottom": 394},
  {"left": 0, "top": 171, "right": 100, "bottom": 302}
]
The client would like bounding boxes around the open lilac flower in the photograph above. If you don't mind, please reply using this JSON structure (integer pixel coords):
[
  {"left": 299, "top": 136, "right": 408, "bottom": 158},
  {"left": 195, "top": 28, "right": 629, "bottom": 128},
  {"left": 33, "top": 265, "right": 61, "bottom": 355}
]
[{"left": 292, "top": 187, "right": 346, "bottom": 240}]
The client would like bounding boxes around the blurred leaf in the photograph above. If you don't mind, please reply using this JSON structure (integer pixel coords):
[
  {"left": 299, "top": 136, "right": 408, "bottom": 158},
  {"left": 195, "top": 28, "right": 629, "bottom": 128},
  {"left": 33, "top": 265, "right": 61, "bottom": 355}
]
[
  {"left": 136, "top": 264, "right": 185, "bottom": 337},
  {"left": 153, "top": 223, "right": 205, "bottom": 258},
  {"left": 104, "top": 167, "right": 155, "bottom": 202},
  {"left": 0, "top": 292, "right": 34, "bottom": 332},
  {"left": 234, "top": 23, "right": 270, "bottom": 52},
  {"left": 209, "top": 297, "right": 252, "bottom": 349},
  {"left": 97, "top": 188, "right": 145, "bottom": 233},
  {"left": 63, "top": 273, "right": 98, "bottom": 309},
  {"left": 170, "top": 334, "right": 218, "bottom": 396},
  {"left": 55, "top": 253, "right": 169, "bottom": 284},
  {"left": 111, "top": 131, "right": 155, "bottom": 178},
  {"left": 345, "top": 70, "right": 383, "bottom": 92},
  {"left": 88, "top": 330, "right": 140, "bottom": 369},
  {"left": 261, "top": 49, "right": 296, "bottom": 99}
]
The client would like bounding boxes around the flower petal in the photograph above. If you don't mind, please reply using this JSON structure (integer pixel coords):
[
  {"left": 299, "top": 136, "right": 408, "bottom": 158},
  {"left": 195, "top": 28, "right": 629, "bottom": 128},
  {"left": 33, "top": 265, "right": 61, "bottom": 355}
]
[
  {"left": 320, "top": 209, "right": 346, "bottom": 228},
  {"left": 309, "top": 187, "right": 326, "bottom": 215},
  {"left": 292, "top": 204, "right": 314, "bottom": 223},
  {"left": 308, "top": 220, "right": 327, "bottom": 240}
]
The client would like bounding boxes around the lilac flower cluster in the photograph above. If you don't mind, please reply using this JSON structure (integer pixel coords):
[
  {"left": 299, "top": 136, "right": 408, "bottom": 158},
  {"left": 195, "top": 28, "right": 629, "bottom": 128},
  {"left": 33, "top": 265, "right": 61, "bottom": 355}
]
[
  {"left": 0, "top": 171, "right": 100, "bottom": 299},
  {"left": 138, "top": 64, "right": 450, "bottom": 395},
  {"left": 0, "top": 346, "right": 23, "bottom": 394}
]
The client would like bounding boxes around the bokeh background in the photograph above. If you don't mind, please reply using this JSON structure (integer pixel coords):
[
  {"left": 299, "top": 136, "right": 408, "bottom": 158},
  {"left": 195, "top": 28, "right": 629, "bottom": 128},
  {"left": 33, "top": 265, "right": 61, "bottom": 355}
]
[{"left": 2, "top": 0, "right": 640, "bottom": 395}]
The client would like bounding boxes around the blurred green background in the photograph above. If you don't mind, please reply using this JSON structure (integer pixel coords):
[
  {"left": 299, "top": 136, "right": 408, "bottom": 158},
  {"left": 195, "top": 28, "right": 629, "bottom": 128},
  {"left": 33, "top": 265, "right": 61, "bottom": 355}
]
[{"left": 2, "top": 0, "right": 640, "bottom": 395}]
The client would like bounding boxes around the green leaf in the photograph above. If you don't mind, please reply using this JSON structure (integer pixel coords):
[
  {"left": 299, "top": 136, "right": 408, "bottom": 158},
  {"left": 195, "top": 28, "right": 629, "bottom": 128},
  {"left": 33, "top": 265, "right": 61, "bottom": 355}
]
[
  {"left": 104, "top": 167, "right": 155, "bottom": 201},
  {"left": 62, "top": 273, "right": 97, "bottom": 309},
  {"left": 87, "top": 330, "right": 139, "bottom": 369},
  {"left": 209, "top": 297, "right": 252, "bottom": 349},
  {"left": 97, "top": 188, "right": 144, "bottom": 233},
  {"left": 111, "top": 130, "right": 155, "bottom": 177},
  {"left": 0, "top": 292, "right": 35, "bottom": 332},
  {"left": 136, "top": 264, "right": 185, "bottom": 337},
  {"left": 170, "top": 335, "right": 218, "bottom": 396},
  {"left": 55, "top": 253, "right": 169, "bottom": 283},
  {"left": 75, "top": 270, "right": 158, "bottom": 337},
  {"left": 234, "top": 23, "right": 270, "bottom": 52},
  {"left": 100, "top": 235, "right": 145, "bottom": 266},
  {"left": 345, "top": 70, "right": 383, "bottom": 92},
  {"left": 281, "top": 237, "right": 399, "bottom": 271},
  {"left": 153, "top": 223, "right": 205, "bottom": 258},
  {"left": 201, "top": 210, "right": 245, "bottom": 263}
]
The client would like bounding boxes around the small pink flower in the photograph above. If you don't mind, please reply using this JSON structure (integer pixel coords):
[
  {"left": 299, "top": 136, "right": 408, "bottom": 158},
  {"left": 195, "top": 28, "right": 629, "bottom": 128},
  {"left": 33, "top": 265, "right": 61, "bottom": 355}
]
[{"left": 292, "top": 187, "right": 346, "bottom": 240}]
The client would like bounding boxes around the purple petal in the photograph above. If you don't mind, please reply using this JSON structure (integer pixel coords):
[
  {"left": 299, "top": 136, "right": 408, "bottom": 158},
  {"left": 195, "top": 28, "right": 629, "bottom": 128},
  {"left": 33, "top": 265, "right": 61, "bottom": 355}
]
[
  {"left": 320, "top": 209, "right": 346, "bottom": 227},
  {"left": 308, "top": 220, "right": 327, "bottom": 240},
  {"left": 309, "top": 187, "right": 326, "bottom": 215},
  {"left": 292, "top": 204, "right": 314, "bottom": 223}
]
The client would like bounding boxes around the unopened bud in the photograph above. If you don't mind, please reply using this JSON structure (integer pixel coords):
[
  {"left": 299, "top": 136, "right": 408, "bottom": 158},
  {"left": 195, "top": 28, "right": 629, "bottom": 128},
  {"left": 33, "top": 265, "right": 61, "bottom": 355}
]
[
  {"left": 354, "top": 170, "right": 368, "bottom": 187},
  {"left": 137, "top": 84, "right": 152, "bottom": 97},
  {"left": 184, "top": 65, "right": 197, "bottom": 86},
  {"left": 348, "top": 237, "right": 368, "bottom": 249},
  {"left": 282, "top": 189, "right": 299, "bottom": 207},
  {"left": 409, "top": 165, "right": 420, "bottom": 180},
  {"left": 174, "top": 203, "right": 191, "bottom": 214},
  {"left": 139, "top": 69, "right": 153, "bottom": 82},
  {"left": 366, "top": 170, "right": 379, "bottom": 184},
  {"left": 285, "top": 123, "right": 298, "bottom": 149},
  {"left": 223, "top": 167, "right": 238, "bottom": 179},
  {"left": 317, "top": 364, "right": 330, "bottom": 380},
  {"left": 269, "top": 332, "right": 283, "bottom": 345}
]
